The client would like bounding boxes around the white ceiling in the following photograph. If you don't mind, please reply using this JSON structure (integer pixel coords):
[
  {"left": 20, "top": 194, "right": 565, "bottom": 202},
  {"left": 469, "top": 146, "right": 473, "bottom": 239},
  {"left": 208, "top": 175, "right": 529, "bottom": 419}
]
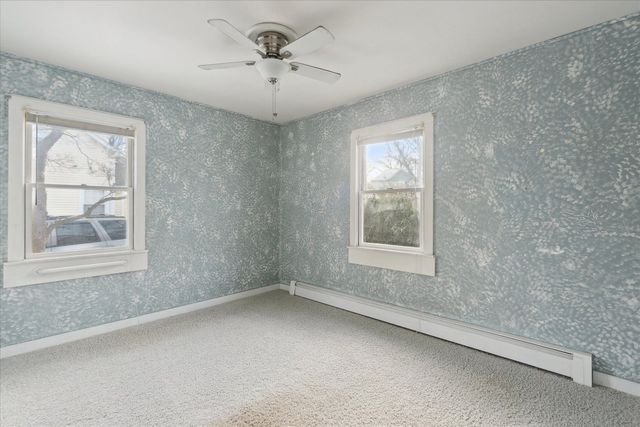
[{"left": 1, "top": 1, "right": 638, "bottom": 123}]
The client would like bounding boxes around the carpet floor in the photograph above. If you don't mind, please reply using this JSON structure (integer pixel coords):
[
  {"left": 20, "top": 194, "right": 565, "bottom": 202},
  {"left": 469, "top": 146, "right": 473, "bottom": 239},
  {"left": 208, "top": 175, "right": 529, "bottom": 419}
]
[{"left": 1, "top": 290, "right": 639, "bottom": 426}]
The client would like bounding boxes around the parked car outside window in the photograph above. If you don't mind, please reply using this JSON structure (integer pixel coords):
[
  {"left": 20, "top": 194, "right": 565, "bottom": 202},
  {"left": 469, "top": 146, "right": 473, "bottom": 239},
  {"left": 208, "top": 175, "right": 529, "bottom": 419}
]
[{"left": 45, "top": 216, "right": 127, "bottom": 252}]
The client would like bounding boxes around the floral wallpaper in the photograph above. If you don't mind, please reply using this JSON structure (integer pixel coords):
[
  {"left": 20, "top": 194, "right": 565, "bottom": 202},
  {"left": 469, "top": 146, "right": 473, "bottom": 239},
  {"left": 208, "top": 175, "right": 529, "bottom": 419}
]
[
  {"left": 279, "top": 14, "right": 640, "bottom": 382},
  {"left": 1, "top": 14, "right": 638, "bottom": 384},
  {"left": 0, "top": 52, "right": 280, "bottom": 346}
]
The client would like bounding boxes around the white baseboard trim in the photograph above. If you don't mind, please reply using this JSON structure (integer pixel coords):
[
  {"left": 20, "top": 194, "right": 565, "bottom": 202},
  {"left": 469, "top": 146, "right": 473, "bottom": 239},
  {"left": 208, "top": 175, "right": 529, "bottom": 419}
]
[
  {"left": 593, "top": 371, "right": 640, "bottom": 397},
  {"left": 3, "top": 282, "right": 636, "bottom": 396},
  {"left": 283, "top": 281, "right": 640, "bottom": 395},
  {"left": 0, "top": 284, "right": 282, "bottom": 359},
  {"left": 281, "top": 281, "right": 594, "bottom": 387}
]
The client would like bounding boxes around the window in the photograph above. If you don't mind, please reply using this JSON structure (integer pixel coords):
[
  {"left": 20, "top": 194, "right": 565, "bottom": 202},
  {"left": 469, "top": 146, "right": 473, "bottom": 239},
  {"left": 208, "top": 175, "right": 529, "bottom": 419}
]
[
  {"left": 349, "top": 113, "right": 435, "bottom": 276},
  {"left": 53, "top": 222, "right": 101, "bottom": 248},
  {"left": 83, "top": 190, "right": 110, "bottom": 216},
  {"left": 3, "top": 96, "right": 147, "bottom": 287},
  {"left": 99, "top": 219, "right": 127, "bottom": 241}
]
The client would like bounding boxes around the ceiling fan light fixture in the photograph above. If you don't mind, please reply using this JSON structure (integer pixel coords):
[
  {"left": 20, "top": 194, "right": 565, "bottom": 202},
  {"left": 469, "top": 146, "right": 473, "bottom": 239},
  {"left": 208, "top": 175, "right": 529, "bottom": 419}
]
[{"left": 255, "top": 58, "right": 290, "bottom": 84}]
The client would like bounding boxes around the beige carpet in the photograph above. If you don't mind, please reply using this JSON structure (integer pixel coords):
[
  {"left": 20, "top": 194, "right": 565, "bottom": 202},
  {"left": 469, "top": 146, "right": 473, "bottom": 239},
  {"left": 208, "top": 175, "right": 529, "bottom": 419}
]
[{"left": 1, "top": 290, "right": 639, "bottom": 426}]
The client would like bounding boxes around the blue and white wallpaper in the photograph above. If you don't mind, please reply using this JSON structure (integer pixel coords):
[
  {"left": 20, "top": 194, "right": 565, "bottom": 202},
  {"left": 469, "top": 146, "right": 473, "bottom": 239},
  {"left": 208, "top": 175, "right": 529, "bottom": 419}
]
[
  {"left": 1, "top": 14, "right": 639, "bottom": 384},
  {"left": 0, "top": 53, "right": 280, "bottom": 345},
  {"left": 279, "top": 14, "right": 640, "bottom": 382}
]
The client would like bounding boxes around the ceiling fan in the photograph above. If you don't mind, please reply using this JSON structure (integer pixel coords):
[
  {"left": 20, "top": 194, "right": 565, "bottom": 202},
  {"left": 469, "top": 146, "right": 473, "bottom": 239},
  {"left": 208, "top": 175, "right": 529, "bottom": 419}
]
[{"left": 199, "top": 19, "right": 341, "bottom": 119}]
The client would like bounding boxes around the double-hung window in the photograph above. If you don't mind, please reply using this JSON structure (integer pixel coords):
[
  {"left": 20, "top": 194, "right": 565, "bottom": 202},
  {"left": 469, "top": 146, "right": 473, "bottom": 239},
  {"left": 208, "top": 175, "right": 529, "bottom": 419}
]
[
  {"left": 348, "top": 113, "right": 435, "bottom": 276},
  {"left": 3, "top": 96, "right": 147, "bottom": 287}
]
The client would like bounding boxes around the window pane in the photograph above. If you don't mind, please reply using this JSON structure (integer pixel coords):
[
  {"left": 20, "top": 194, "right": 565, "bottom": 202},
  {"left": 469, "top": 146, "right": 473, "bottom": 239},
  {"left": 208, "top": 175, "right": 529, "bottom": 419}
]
[
  {"left": 99, "top": 219, "right": 127, "bottom": 241},
  {"left": 31, "top": 187, "right": 128, "bottom": 254},
  {"left": 28, "top": 121, "right": 129, "bottom": 187},
  {"left": 84, "top": 190, "right": 108, "bottom": 215},
  {"left": 53, "top": 222, "right": 101, "bottom": 247},
  {"left": 362, "top": 191, "right": 420, "bottom": 247},
  {"left": 364, "top": 130, "right": 422, "bottom": 190}
]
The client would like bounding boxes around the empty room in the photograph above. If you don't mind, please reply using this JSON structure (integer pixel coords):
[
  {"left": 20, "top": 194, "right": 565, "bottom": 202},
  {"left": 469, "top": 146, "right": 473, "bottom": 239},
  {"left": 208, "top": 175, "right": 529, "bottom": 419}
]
[{"left": 0, "top": 1, "right": 639, "bottom": 425}]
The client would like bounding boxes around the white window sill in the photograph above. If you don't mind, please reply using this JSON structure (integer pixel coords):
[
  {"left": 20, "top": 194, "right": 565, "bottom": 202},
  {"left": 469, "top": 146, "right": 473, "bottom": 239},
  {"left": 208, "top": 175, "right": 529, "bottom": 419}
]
[
  {"left": 3, "top": 250, "right": 148, "bottom": 287},
  {"left": 348, "top": 246, "right": 435, "bottom": 276}
]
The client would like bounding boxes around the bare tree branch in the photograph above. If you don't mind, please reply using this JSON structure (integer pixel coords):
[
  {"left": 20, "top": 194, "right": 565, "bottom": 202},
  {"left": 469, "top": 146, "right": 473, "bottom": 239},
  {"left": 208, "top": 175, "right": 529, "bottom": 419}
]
[
  {"left": 381, "top": 137, "right": 420, "bottom": 181},
  {"left": 46, "top": 193, "right": 126, "bottom": 233}
]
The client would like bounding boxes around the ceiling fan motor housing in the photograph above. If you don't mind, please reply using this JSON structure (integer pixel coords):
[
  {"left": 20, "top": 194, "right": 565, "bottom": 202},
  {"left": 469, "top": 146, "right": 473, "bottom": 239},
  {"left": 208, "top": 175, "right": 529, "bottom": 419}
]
[
  {"left": 256, "top": 31, "right": 290, "bottom": 58},
  {"left": 247, "top": 22, "right": 298, "bottom": 56}
]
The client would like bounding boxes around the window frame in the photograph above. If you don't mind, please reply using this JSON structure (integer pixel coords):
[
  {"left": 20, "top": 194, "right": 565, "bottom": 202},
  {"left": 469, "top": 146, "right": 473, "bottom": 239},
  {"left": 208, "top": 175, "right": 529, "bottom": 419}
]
[
  {"left": 3, "top": 95, "right": 147, "bottom": 287},
  {"left": 348, "top": 113, "right": 435, "bottom": 276}
]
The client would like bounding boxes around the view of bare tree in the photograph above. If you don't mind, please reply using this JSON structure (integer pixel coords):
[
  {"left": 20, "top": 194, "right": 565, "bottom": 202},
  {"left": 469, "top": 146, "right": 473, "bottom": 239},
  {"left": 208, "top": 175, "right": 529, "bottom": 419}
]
[
  {"left": 363, "top": 136, "right": 422, "bottom": 247},
  {"left": 378, "top": 137, "right": 420, "bottom": 181},
  {"left": 31, "top": 126, "right": 127, "bottom": 252}
]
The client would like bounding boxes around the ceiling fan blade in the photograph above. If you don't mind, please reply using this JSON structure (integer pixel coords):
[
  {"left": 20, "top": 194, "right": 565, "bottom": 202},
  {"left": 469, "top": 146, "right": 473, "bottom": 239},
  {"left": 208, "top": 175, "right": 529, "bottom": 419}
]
[
  {"left": 207, "top": 19, "right": 264, "bottom": 53},
  {"left": 289, "top": 62, "right": 341, "bottom": 84},
  {"left": 281, "top": 26, "right": 334, "bottom": 58},
  {"left": 198, "top": 61, "right": 256, "bottom": 70}
]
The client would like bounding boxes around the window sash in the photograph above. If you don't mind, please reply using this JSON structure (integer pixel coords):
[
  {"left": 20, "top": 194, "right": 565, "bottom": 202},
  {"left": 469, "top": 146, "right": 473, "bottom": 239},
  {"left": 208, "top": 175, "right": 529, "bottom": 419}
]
[
  {"left": 359, "top": 132, "right": 424, "bottom": 192},
  {"left": 25, "top": 113, "right": 135, "bottom": 137},
  {"left": 358, "top": 128, "right": 423, "bottom": 146},
  {"left": 358, "top": 188, "right": 424, "bottom": 252},
  {"left": 29, "top": 183, "right": 131, "bottom": 191},
  {"left": 361, "top": 188, "right": 422, "bottom": 194},
  {"left": 26, "top": 121, "right": 133, "bottom": 188},
  {"left": 357, "top": 129, "right": 425, "bottom": 251},
  {"left": 24, "top": 115, "right": 136, "bottom": 258},
  {"left": 24, "top": 183, "right": 133, "bottom": 258}
]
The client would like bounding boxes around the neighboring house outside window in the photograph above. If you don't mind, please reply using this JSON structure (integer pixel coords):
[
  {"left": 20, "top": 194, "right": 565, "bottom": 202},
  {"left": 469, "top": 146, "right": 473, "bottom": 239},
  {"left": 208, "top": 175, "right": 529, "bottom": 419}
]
[
  {"left": 3, "top": 96, "right": 147, "bottom": 287},
  {"left": 348, "top": 113, "right": 435, "bottom": 276}
]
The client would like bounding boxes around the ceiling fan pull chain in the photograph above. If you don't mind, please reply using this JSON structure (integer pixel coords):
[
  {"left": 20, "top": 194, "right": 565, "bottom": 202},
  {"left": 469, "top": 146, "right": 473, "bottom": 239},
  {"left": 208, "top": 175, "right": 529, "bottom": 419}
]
[{"left": 272, "top": 82, "right": 278, "bottom": 119}]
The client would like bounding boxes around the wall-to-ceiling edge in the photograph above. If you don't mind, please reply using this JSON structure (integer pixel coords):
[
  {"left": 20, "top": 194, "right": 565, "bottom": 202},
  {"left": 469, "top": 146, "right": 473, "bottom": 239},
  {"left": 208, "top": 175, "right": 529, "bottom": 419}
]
[{"left": 1, "top": 12, "right": 638, "bottom": 386}]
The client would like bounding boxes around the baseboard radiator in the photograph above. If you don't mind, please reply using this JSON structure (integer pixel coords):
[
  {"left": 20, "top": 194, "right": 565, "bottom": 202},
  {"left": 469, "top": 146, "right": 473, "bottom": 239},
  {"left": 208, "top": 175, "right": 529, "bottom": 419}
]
[{"left": 285, "top": 281, "right": 593, "bottom": 386}]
